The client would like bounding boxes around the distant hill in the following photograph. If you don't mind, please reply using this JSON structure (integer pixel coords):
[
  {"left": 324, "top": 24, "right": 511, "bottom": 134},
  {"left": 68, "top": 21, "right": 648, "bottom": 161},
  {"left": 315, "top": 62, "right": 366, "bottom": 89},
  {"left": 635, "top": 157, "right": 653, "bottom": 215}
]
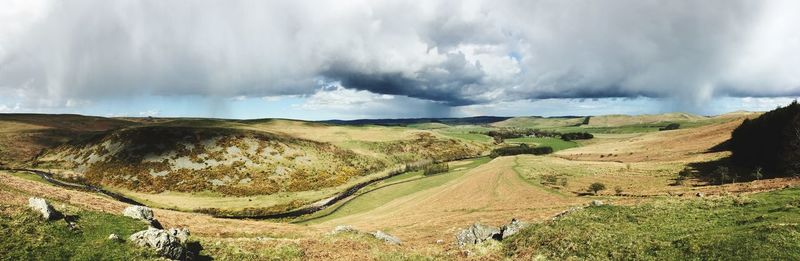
[
  {"left": 320, "top": 116, "right": 511, "bottom": 126},
  {"left": 584, "top": 112, "right": 707, "bottom": 127}
]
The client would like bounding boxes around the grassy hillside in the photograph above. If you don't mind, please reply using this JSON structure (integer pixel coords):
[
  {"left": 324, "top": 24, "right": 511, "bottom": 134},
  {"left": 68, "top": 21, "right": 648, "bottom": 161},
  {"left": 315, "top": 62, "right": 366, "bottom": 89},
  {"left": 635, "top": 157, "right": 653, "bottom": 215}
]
[
  {"left": 36, "top": 125, "right": 386, "bottom": 196},
  {"left": 0, "top": 114, "right": 136, "bottom": 166},
  {"left": 504, "top": 188, "right": 800, "bottom": 260}
]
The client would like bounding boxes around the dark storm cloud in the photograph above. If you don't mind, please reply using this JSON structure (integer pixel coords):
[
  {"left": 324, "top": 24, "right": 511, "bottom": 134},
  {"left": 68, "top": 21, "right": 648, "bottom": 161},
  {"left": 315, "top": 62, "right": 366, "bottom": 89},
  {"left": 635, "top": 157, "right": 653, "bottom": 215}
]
[{"left": 1, "top": 0, "right": 799, "bottom": 110}]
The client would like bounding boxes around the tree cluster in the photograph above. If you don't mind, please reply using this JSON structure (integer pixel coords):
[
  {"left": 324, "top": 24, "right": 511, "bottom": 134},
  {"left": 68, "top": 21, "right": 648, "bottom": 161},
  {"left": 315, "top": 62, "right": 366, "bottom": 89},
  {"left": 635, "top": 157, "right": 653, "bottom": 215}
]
[
  {"left": 730, "top": 101, "right": 800, "bottom": 178},
  {"left": 490, "top": 144, "right": 554, "bottom": 158}
]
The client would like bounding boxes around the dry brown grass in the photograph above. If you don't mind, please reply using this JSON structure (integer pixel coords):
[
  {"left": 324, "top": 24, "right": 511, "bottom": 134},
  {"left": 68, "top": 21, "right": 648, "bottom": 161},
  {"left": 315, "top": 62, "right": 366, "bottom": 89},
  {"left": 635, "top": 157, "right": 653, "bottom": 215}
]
[
  {"left": 555, "top": 118, "right": 744, "bottom": 162},
  {"left": 316, "top": 156, "right": 588, "bottom": 246}
]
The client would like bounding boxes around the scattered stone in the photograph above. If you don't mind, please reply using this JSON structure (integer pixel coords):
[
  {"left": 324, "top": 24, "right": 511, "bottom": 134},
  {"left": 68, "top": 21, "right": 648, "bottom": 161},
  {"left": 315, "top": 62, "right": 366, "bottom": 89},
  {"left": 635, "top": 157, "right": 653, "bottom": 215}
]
[
  {"left": 129, "top": 227, "right": 189, "bottom": 260},
  {"left": 28, "top": 197, "right": 62, "bottom": 221},
  {"left": 123, "top": 206, "right": 155, "bottom": 222},
  {"left": 332, "top": 225, "right": 358, "bottom": 234},
  {"left": 591, "top": 200, "right": 604, "bottom": 206},
  {"left": 108, "top": 234, "right": 120, "bottom": 241},
  {"left": 456, "top": 223, "right": 501, "bottom": 246},
  {"left": 695, "top": 192, "right": 705, "bottom": 198},
  {"left": 551, "top": 207, "right": 583, "bottom": 221},
  {"left": 371, "top": 231, "right": 402, "bottom": 245},
  {"left": 435, "top": 239, "right": 445, "bottom": 244},
  {"left": 500, "top": 219, "right": 529, "bottom": 239}
]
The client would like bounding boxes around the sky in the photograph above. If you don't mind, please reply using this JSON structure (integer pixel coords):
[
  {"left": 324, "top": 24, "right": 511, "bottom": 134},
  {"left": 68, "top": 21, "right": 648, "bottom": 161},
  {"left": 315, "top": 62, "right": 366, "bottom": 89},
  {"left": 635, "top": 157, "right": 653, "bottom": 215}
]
[{"left": 1, "top": 0, "right": 799, "bottom": 120}]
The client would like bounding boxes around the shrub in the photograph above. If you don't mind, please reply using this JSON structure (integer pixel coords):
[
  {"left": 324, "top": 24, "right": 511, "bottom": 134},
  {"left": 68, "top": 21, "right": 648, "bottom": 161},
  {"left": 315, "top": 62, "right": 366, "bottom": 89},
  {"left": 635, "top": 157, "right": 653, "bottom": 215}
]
[
  {"left": 588, "top": 182, "right": 606, "bottom": 195},
  {"left": 560, "top": 132, "right": 594, "bottom": 141},
  {"left": 422, "top": 162, "right": 449, "bottom": 176},
  {"left": 490, "top": 144, "right": 553, "bottom": 158},
  {"left": 659, "top": 123, "right": 680, "bottom": 131}
]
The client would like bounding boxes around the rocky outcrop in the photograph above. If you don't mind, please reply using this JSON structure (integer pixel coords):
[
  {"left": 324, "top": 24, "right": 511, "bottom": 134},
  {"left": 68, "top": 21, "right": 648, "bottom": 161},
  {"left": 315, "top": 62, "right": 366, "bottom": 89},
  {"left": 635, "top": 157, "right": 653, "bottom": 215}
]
[
  {"left": 129, "top": 227, "right": 191, "bottom": 260},
  {"left": 456, "top": 223, "right": 502, "bottom": 246},
  {"left": 500, "top": 219, "right": 528, "bottom": 239},
  {"left": 28, "top": 197, "right": 62, "bottom": 221},
  {"left": 370, "top": 231, "right": 401, "bottom": 245},
  {"left": 457, "top": 219, "right": 532, "bottom": 246}
]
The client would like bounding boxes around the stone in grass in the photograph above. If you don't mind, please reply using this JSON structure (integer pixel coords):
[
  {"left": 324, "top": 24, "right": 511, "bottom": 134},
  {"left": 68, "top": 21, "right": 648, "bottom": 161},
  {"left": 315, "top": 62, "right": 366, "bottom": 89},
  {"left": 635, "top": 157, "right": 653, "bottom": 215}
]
[
  {"left": 108, "top": 234, "right": 121, "bottom": 241},
  {"left": 28, "top": 197, "right": 63, "bottom": 221},
  {"left": 370, "top": 230, "right": 401, "bottom": 245},
  {"left": 129, "top": 227, "right": 190, "bottom": 260},
  {"left": 123, "top": 205, "right": 155, "bottom": 222},
  {"left": 591, "top": 200, "right": 604, "bottom": 206},
  {"left": 123, "top": 205, "right": 163, "bottom": 228}
]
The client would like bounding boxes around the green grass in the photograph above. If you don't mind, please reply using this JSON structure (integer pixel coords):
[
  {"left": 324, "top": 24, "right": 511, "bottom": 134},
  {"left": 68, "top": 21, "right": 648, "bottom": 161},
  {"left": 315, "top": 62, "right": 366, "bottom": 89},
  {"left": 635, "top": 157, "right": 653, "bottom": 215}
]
[
  {"left": 6, "top": 170, "right": 49, "bottom": 184},
  {"left": 504, "top": 188, "right": 800, "bottom": 260},
  {"left": 297, "top": 157, "right": 491, "bottom": 224},
  {"left": 504, "top": 137, "right": 578, "bottom": 151},
  {"left": 0, "top": 206, "right": 155, "bottom": 260}
]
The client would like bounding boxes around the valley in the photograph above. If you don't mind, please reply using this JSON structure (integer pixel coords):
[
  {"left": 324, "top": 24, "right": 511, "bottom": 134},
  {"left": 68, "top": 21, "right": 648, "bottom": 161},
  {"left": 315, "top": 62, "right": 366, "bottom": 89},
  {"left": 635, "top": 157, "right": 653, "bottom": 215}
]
[{"left": 3, "top": 111, "right": 800, "bottom": 260}]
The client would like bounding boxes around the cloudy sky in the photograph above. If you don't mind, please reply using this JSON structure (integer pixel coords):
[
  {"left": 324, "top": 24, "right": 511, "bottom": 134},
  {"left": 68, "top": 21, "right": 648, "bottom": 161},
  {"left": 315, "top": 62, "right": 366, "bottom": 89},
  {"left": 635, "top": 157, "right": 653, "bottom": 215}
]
[{"left": 1, "top": 0, "right": 799, "bottom": 120}]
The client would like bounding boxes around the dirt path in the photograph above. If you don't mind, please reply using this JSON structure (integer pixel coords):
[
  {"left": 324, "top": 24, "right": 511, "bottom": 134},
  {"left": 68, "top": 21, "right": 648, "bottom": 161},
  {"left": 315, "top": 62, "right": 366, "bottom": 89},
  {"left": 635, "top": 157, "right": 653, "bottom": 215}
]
[{"left": 316, "top": 156, "right": 587, "bottom": 245}]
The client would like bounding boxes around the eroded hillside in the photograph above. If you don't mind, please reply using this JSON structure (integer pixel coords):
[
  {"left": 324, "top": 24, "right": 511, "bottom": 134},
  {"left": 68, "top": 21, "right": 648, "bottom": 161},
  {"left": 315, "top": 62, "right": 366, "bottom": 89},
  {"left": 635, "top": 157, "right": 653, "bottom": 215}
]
[{"left": 34, "top": 124, "right": 485, "bottom": 197}]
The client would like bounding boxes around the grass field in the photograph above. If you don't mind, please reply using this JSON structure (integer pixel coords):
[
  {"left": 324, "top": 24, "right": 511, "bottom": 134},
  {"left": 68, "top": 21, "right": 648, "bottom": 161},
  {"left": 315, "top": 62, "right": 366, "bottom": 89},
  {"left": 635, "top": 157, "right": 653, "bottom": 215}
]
[
  {"left": 505, "top": 137, "right": 579, "bottom": 151},
  {"left": 298, "top": 157, "right": 492, "bottom": 224},
  {"left": 505, "top": 188, "right": 800, "bottom": 260}
]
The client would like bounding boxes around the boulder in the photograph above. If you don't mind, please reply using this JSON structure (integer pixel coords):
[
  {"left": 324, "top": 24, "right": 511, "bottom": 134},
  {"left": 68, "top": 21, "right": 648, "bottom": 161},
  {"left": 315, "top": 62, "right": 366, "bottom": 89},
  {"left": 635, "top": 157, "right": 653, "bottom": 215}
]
[
  {"left": 500, "top": 219, "right": 529, "bottom": 239},
  {"left": 370, "top": 231, "right": 401, "bottom": 245},
  {"left": 129, "top": 227, "right": 189, "bottom": 260},
  {"left": 695, "top": 192, "right": 705, "bottom": 198},
  {"left": 28, "top": 197, "right": 62, "bottom": 221},
  {"left": 123, "top": 206, "right": 155, "bottom": 221},
  {"left": 591, "top": 200, "right": 604, "bottom": 206},
  {"left": 108, "top": 234, "right": 120, "bottom": 241},
  {"left": 456, "top": 223, "right": 501, "bottom": 246}
]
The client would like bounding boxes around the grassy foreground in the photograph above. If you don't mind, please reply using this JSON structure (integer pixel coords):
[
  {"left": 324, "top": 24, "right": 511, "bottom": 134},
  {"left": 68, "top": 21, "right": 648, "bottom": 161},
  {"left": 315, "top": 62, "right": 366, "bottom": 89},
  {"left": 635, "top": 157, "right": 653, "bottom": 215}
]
[
  {"left": 504, "top": 188, "right": 800, "bottom": 260},
  {"left": 0, "top": 206, "right": 153, "bottom": 260}
]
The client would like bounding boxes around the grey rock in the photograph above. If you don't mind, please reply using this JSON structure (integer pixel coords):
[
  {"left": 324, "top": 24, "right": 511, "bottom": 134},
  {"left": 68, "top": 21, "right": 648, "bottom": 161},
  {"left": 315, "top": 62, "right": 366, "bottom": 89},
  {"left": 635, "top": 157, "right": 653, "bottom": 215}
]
[
  {"left": 370, "top": 230, "right": 401, "bottom": 245},
  {"left": 332, "top": 225, "right": 358, "bottom": 234},
  {"left": 129, "top": 227, "right": 188, "bottom": 260},
  {"left": 552, "top": 207, "right": 583, "bottom": 221},
  {"left": 695, "top": 192, "right": 705, "bottom": 198},
  {"left": 456, "top": 223, "right": 501, "bottom": 246},
  {"left": 167, "top": 228, "right": 190, "bottom": 244},
  {"left": 591, "top": 200, "right": 604, "bottom": 206},
  {"left": 28, "top": 197, "right": 62, "bottom": 221},
  {"left": 123, "top": 206, "right": 155, "bottom": 222},
  {"left": 108, "top": 234, "right": 120, "bottom": 241},
  {"left": 501, "top": 219, "right": 529, "bottom": 239}
]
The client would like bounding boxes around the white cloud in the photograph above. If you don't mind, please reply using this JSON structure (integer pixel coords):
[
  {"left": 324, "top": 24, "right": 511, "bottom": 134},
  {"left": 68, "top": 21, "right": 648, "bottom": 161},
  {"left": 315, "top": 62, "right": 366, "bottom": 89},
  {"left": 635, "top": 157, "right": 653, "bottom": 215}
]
[{"left": 0, "top": 0, "right": 798, "bottom": 116}]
